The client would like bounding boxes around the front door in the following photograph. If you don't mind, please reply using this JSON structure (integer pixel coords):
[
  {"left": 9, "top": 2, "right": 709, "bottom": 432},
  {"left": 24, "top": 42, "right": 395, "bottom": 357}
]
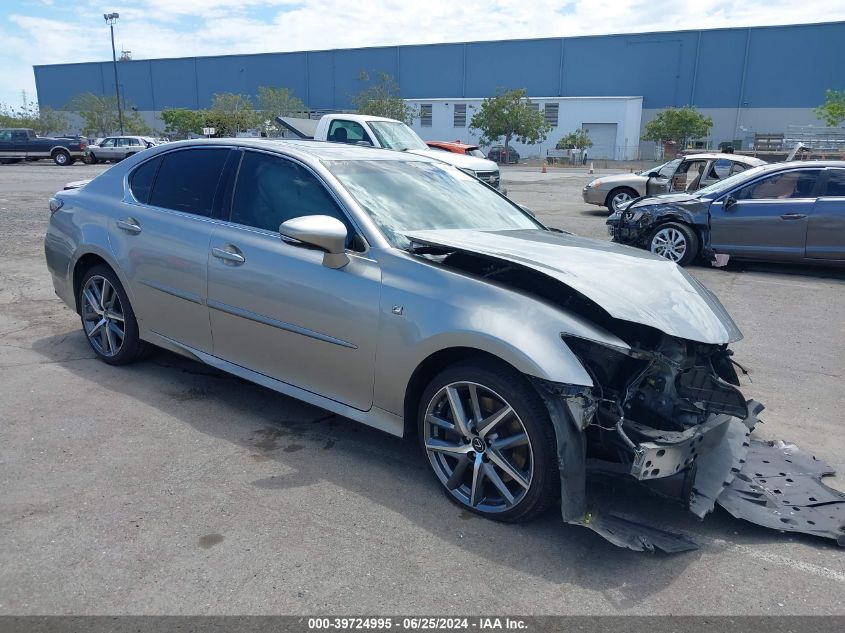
[
  {"left": 806, "top": 168, "right": 845, "bottom": 261},
  {"left": 645, "top": 158, "right": 681, "bottom": 195},
  {"left": 207, "top": 149, "right": 381, "bottom": 410},
  {"left": 108, "top": 147, "right": 231, "bottom": 352},
  {"left": 710, "top": 168, "right": 823, "bottom": 261}
]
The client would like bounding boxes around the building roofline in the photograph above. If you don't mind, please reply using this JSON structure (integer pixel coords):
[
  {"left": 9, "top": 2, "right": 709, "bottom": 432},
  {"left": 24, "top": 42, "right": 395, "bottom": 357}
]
[{"left": 32, "top": 20, "right": 845, "bottom": 70}]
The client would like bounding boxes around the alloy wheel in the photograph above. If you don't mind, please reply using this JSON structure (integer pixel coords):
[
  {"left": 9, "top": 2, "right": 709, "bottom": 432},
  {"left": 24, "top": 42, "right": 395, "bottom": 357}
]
[
  {"left": 423, "top": 381, "right": 534, "bottom": 513},
  {"left": 611, "top": 191, "right": 633, "bottom": 211},
  {"left": 650, "top": 226, "right": 687, "bottom": 262},
  {"left": 81, "top": 275, "right": 126, "bottom": 357}
]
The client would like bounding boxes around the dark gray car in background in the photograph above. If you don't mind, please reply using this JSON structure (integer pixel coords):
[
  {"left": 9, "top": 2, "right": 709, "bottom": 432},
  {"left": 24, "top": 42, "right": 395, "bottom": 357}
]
[{"left": 607, "top": 161, "right": 845, "bottom": 266}]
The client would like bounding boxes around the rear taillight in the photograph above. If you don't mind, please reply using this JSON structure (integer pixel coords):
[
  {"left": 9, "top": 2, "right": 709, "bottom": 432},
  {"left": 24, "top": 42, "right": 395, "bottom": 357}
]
[{"left": 79, "top": 140, "right": 87, "bottom": 149}]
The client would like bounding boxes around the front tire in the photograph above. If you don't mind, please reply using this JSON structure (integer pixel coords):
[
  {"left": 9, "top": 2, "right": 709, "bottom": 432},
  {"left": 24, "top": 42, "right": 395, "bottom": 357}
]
[
  {"left": 418, "top": 360, "right": 558, "bottom": 523},
  {"left": 606, "top": 187, "right": 638, "bottom": 212},
  {"left": 648, "top": 221, "right": 699, "bottom": 266},
  {"left": 78, "top": 265, "right": 148, "bottom": 365}
]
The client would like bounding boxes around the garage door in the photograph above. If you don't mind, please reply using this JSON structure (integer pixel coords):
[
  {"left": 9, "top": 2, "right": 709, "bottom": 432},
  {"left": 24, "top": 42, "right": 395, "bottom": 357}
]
[{"left": 582, "top": 123, "right": 617, "bottom": 160}]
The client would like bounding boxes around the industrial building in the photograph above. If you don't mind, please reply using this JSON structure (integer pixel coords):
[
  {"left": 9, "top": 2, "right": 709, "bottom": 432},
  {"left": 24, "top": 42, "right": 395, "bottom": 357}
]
[{"left": 33, "top": 21, "right": 845, "bottom": 158}]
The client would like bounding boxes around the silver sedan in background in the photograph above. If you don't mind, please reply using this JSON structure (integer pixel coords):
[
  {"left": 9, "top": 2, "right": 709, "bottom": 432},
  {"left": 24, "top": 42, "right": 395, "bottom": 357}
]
[
  {"left": 583, "top": 153, "right": 766, "bottom": 212},
  {"left": 44, "top": 139, "right": 845, "bottom": 550}
]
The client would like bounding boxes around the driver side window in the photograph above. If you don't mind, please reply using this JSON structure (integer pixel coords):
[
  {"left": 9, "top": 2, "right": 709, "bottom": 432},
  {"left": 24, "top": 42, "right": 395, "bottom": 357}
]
[
  {"left": 735, "top": 170, "right": 821, "bottom": 200},
  {"left": 327, "top": 120, "right": 371, "bottom": 145},
  {"left": 229, "top": 151, "right": 357, "bottom": 248}
]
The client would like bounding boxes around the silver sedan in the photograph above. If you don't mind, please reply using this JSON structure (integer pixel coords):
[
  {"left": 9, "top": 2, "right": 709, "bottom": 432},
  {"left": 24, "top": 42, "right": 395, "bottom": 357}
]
[
  {"left": 583, "top": 153, "right": 766, "bottom": 212},
  {"left": 44, "top": 139, "right": 844, "bottom": 550}
]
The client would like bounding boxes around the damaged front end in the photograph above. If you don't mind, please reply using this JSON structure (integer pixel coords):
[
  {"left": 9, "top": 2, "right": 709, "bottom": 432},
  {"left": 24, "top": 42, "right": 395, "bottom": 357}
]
[
  {"left": 542, "top": 332, "right": 845, "bottom": 551},
  {"left": 404, "top": 229, "right": 844, "bottom": 551}
]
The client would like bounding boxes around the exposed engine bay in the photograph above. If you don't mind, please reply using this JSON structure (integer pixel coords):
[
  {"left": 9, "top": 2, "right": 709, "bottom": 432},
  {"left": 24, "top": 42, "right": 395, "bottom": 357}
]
[{"left": 410, "top": 239, "right": 845, "bottom": 551}]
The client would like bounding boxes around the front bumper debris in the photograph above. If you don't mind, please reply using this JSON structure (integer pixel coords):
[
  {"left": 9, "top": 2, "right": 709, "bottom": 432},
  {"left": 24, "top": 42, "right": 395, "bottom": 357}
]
[
  {"left": 566, "top": 399, "right": 845, "bottom": 552},
  {"left": 718, "top": 440, "right": 845, "bottom": 546}
]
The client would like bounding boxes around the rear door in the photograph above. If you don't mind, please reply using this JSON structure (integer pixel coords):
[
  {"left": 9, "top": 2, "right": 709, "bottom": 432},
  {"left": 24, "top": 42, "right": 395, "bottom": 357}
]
[
  {"left": 109, "top": 147, "right": 232, "bottom": 352},
  {"left": 206, "top": 149, "right": 381, "bottom": 410},
  {"left": 116, "top": 137, "right": 131, "bottom": 159},
  {"left": 710, "top": 168, "right": 823, "bottom": 261},
  {"left": 805, "top": 168, "right": 845, "bottom": 261}
]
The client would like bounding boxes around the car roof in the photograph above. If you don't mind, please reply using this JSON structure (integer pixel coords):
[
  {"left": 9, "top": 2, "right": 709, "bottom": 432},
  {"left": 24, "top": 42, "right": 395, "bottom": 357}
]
[
  {"left": 145, "top": 137, "right": 433, "bottom": 163},
  {"left": 682, "top": 153, "right": 766, "bottom": 165}
]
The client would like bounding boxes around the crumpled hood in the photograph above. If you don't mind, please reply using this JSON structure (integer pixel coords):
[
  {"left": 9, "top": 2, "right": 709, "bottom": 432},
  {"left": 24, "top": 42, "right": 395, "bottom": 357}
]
[
  {"left": 608, "top": 193, "right": 710, "bottom": 223},
  {"left": 408, "top": 148, "right": 498, "bottom": 173},
  {"left": 406, "top": 228, "right": 742, "bottom": 344}
]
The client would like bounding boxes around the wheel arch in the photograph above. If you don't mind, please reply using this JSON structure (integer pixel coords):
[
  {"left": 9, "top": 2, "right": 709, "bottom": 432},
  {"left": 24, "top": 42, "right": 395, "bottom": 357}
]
[
  {"left": 70, "top": 247, "right": 135, "bottom": 315},
  {"left": 604, "top": 185, "right": 641, "bottom": 208},
  {"left": 403, "top": 347, "right": 526, "bottom": 437}
]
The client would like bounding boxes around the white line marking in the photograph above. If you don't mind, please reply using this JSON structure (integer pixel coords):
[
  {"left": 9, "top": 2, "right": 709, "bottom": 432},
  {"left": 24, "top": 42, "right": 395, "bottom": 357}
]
[{"left": 710, "top": 539, "right": 845, "bottom": 582}]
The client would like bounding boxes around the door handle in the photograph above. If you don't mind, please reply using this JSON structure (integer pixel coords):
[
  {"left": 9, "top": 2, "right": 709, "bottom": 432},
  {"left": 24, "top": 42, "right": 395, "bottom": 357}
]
[
  {"left": 117, "top": 218, "right": 142, "bottom": 234},
  {"left": 780, "top": 213, "right": 807, "bottom": 220},
  {"left": 212, "top": 246, "right": 245, "bottom": 264}
]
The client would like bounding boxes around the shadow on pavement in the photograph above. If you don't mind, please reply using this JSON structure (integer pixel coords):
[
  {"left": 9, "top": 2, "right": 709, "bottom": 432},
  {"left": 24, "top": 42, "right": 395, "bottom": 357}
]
[{"left": 30, "top": 330, "right": 838, "bottom": 608}]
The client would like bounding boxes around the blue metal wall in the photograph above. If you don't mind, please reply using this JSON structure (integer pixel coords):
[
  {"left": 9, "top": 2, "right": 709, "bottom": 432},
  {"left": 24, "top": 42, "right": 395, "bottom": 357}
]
[{"left": 33, "top": 21, "right": 845, "bottom": 111}]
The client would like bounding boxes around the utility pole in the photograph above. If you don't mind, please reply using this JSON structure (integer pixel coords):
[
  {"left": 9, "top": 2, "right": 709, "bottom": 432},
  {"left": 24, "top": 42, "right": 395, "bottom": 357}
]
[{"left": 104, "top": 12, "right": 124, "bottom": 135}]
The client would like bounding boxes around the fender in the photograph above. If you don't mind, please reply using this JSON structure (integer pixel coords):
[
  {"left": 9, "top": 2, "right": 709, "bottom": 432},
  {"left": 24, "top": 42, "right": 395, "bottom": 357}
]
[{"left": 371, "top": 250, "right": 631, "bottom": 416}]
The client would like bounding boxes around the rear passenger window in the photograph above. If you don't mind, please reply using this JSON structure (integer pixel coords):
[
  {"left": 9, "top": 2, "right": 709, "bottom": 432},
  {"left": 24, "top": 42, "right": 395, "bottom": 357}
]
[
  {"left": 149, "top": 148, "right": 229, "bottom": 216},
  {"left": 230, "top": 151, "right": 354, "bottom": 245},
  {"left": 130, "top": 157, "right": 161, "bottom": 204},
  {"left": 823, "top": 170, "right": 845, "bottom": 197}
]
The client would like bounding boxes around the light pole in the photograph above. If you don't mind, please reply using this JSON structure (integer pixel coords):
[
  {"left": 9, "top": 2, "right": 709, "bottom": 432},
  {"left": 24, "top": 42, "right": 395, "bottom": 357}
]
[{"left": 104, "top": 12, "right": 124, "bottom": 135}]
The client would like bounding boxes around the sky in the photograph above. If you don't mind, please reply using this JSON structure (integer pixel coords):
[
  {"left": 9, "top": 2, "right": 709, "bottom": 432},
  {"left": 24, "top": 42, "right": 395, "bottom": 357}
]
[{"left": 2, "top": 0, "right": 844, "bottom": 110}]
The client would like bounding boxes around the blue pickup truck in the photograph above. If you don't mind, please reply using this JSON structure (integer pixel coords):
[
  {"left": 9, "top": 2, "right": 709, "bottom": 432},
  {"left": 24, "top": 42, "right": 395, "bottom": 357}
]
[{"left": 0, "top": 128, "right": 87, "bottom": 166}]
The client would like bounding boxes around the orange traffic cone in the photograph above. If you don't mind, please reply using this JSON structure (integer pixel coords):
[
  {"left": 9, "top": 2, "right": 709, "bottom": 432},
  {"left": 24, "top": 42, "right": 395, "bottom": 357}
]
[{"left": 541, "top": 163, "right": 547, "bottom": 174}]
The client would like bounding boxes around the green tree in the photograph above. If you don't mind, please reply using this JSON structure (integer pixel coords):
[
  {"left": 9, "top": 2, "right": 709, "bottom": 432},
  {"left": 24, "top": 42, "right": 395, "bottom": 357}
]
[
  {"left": 469, "top": 88, "right": 551, "bottom": 158},
  {"left": 814, "top": 89, "right": 845, "bottom": 127},
  {"left": 207, "top": 93, "right": 259, "bottom": 136},
  {"left": 160, "top": 108, "right": 207, "bottom": 138},
  {"left": 124, "top": 109, "right": 153, "bottom": 136},
  {"left": 642, "top": 106, "right": 713, "bottom": 148},
  {"left": 0, "top": 101, "right": 68, "bottom": 134},
  {"left": 257, "top": 86, "right": 307, "bottom": 136},
  {"left": 556, "top": 128, "right": 593, "bottom": 150},
  {"left": 67, "top": 93, "right": 120, "bottom": 137},
  {"left": 33, "top": 106, "right": 70, "bottom": 135},
  {"left": 350, "top": 72, "right": 416, "bottom": 125}
]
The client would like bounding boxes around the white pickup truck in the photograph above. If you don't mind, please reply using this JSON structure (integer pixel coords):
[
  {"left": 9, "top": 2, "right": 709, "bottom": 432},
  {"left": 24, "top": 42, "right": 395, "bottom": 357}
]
[{"left": 277, "top": 113, "right": 502, "bottom": 190}]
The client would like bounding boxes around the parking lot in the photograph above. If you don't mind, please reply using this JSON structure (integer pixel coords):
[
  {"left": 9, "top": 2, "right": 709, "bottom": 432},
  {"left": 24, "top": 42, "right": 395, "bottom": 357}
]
[{"left": 1, "top": 160, "right": 844, "bottom": 615}]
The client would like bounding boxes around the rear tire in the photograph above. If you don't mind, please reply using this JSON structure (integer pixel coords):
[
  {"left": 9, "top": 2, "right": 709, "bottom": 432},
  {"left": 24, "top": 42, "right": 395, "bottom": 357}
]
[
  {"left": 78, "top": 265, "right": 148, "bottom": 365},
  {"left": 418, "top": 359, "right": 559, "bottom": 523},
  {"left": 648, "top": 221, "right": 699, "bottom": 266}
]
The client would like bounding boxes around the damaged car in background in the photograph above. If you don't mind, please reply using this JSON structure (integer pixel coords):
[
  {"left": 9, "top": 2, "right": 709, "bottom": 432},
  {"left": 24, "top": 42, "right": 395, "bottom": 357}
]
[
  {"left": 45, "top": 139, "right": 845, "bottom": 553},
  {"left": 607, "top": 160, "right": 845, "bottom": 266}
]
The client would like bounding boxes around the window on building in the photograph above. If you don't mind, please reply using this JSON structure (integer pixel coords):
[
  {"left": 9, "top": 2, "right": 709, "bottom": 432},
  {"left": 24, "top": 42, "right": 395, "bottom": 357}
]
[
  {"left": 453, "top": 104, "right": 466, "bottom": 128},
  {"left": 420, "top": 104, "right": 432, "bottom": 127},
  {"left": 544, "top": 103, "right": 559, "bottom": 127},
  {"left": 529, "top": 102, "right": 540, "bottom": 113},
  {"left": 149, "top": 148, "right": 229, "bottom": 216}
]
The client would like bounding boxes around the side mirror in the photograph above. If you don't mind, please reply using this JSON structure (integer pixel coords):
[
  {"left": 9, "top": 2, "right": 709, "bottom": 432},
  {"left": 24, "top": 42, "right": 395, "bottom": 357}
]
[
  {"left": 279, "top": 215, "right": 349, "bottom": 269},
  {"left": 647, "top": 171, "right": 660, "bottom": 178},
  {"left": 724, "top": 195, "right": 737, "bottom": 210}
]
